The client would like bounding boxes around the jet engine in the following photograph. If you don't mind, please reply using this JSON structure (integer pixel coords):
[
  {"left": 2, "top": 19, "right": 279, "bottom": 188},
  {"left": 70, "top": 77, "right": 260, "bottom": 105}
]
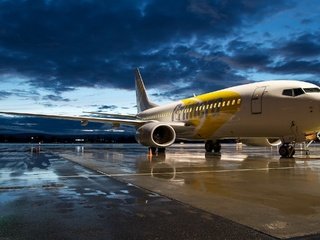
[
  {"left": 241, "top": 138, "right": 282, "bottom": 147},
  {"left": 136, "top": 122, "right": 176, "bottom": 148}
]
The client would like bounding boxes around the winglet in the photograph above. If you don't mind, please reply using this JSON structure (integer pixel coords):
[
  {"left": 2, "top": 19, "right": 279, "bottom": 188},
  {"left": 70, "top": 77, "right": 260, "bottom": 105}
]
[{"left": 135, "top": 68, "right": 158, "bottom": 113}]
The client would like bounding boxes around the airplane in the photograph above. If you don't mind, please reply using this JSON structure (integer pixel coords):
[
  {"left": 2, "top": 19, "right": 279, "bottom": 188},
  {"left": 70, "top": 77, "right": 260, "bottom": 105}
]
[{"left": 1, "top": 68, "right": 320, "bottom": 158}]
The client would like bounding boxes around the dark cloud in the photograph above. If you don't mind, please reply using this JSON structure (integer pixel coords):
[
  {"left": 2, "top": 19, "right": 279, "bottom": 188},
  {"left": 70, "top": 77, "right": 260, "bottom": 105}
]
[
  {"left": 98, "top": 105, "right": 117, "bottom": 111},
  {"left": 0, "top": 91, "right": 12, "bottom": 100},
  {"left": 263, "top": 32, "right": 272, "bottom": 38},
  {"left": 42, "top": 94, "right": 70, "bottom": 102},
  {"left": 269, "top": 33, "right": 320, "bottom": 77},
  {"left": 0, "top": 0, "right": 294, "bottom": 96},
  {"left": 301, "top": 18, "right": 313, "bottom": 25},
  {"left": 225, "top": 40, "right": 271, "bottom": 69},
  {"left": 221, "top": 31, "right": 320, "bottom": 79},
  {"left": 4, "top": 89, "right": 40, "bottom": 101},
  {"left": 267, "top": 60, "right": 320, "bottom": 75},
  {"left": 277, "top": 33, "right": 320, "bottom": 58}
]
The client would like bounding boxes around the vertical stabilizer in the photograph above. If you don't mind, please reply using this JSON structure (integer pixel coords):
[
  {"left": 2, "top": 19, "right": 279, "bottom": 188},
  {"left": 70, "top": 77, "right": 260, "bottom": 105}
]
[{"left": 135, "top": 68, "right": 158, "bottom": 113}]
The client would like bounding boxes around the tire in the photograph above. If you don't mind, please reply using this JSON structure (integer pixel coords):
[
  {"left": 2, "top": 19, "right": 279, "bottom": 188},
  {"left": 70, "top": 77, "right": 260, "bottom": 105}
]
[
  {"left": 279, "top": 145, "right": 289, "bottom": 157},
  {"left": 149, "top": 147, "right": 157, "bottom": 154},
  {"left": 158, "top": 148, "right": 166, "bottom": 154},
  {"left": 213, "top": 143, "right": 221, "bottom": 153},
  {"left": 205, "top": 140, "right": 213, "bottom": 152}
]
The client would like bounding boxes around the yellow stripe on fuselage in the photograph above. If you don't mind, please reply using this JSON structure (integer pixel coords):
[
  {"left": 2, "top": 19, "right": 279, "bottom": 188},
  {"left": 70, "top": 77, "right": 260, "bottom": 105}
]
[{"left": 180, "top": 90, "right": 241, "bottom": 139}]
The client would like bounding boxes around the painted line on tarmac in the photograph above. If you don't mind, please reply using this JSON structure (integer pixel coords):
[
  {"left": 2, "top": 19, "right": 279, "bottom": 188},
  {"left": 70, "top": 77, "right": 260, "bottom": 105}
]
[
  {"left": 102, "top": 166, "right": 308, "bottom": 177},
  {"left": 0, "top": 165, "right": 313, "bottom": 181},
  {"left": 0, "top": 174, "right": 108, "bottom": 181},
  {"left": 0, "top": 184, "right": 64, "bottom": 190}
]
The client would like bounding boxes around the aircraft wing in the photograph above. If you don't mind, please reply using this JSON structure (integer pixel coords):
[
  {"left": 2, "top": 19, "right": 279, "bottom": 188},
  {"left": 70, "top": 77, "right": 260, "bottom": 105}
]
[
  {"left": 0, "top": 111, "right": 147, "bottom": 127},
  {"left": 83, "top": 111, "right": 137, "bottom": 119}
]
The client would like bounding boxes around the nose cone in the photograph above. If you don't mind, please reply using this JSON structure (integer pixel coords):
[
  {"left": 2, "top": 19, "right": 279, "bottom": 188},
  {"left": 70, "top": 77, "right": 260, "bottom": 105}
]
[
  {"left": 309, "top": 94, "right": 320, "bottom": 112},
  {"left": 307, "top": 94, "right": 320, "bottom": 130},
  {"left": 289, "top": 93, "right": 320, "bottom": 137}
]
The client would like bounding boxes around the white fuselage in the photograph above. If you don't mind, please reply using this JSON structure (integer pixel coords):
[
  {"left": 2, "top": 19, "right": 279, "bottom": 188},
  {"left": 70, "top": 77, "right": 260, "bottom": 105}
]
[{"left": 137, "top": 80, "right": 320, "bottom": 143}]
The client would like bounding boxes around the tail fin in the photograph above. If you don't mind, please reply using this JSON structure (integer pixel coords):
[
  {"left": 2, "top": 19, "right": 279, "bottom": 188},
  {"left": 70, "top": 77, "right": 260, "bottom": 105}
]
[{"left": 135, "top": 68, "right": 158, "bottom": 113}]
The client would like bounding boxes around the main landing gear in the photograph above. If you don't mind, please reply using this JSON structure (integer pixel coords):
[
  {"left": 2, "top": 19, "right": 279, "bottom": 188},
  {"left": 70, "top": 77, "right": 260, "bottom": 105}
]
[
  {"left": 279, "top": 143, "right": 295, "bottom": 158},
  {"left": 149, "top": 147, "right": 166, "bottom": 155},
  {"left": 205, "top": 140, "right": 221, "bottom": 153}
]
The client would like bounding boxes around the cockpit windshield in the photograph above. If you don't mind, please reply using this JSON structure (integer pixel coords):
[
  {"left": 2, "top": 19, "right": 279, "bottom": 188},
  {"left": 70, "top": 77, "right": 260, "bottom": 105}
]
[
  {"left": 282, "top": 87, "right": 320, "bottom": 97},
  {"left": 282, "top": 88, "right": 304, "bottom": 97},
  {"left": 303, "top": 88, "right": 320, "bottom": 93}
]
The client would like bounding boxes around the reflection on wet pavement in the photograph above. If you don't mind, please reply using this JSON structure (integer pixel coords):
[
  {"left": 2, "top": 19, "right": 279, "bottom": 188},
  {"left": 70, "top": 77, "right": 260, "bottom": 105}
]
[
  {"left": 1, "top": 143, "right": 320, "bottom": 239},
  {"left": 53, "top": 143, "right": 320, "bottom": 238},
  {"left": 1, "top": 143, "right": 276, "bottom": 240}
]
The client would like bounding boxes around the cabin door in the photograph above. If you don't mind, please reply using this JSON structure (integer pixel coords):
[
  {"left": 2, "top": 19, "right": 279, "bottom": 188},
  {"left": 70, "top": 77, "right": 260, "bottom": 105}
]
[
  {"left": 251, "top": 86, "right": 266, "bottom": 114},
  {"left": 172, "top": 104, "right": 181, "bottom": 121}
]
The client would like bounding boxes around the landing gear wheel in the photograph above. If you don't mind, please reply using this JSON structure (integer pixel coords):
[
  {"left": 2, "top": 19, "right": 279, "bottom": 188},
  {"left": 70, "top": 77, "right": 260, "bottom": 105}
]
[
  {"left": 205, "top": 140, "right": 214, "bottom": 152},
  {"left": 158, "top": 148, "right": 166, "bottom": 154},
  {"left": 205, "top": 140, "right": 221, "bottom": 153},
  {"left": 279, "top": 145, "right": 288, "bottom": 157},
  {"left": 148, "top": 147, "right": 166, "bottom": 155},
  {"left": 279, "top": 144, "right": 295, "bottom": 158},
  {"left": 213, "top": 142, "right": 221, "bottom": 153},
  {"left": 149, "top": 147, "right": 157, "bottom": 155}
]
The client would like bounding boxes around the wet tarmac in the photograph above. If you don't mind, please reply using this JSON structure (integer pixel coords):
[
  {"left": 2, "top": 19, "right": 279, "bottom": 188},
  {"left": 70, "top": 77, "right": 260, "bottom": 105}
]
[{"left": 1, "top": 143, "right": 320, "bottom": 239}]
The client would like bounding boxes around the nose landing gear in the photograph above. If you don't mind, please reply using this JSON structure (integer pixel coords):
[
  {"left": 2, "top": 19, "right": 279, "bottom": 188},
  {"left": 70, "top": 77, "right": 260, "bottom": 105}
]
[
  {"left": 205, "top": 140, "right": 221, "bottom": 153},
  {"left": 279, "top": 143, "right": 295, "bottom": 158}
]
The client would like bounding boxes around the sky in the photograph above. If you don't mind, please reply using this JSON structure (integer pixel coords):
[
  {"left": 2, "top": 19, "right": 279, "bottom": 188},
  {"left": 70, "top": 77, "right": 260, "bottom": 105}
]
[{"left": 0, "top": 0, "right": 320, "bottom": 118}]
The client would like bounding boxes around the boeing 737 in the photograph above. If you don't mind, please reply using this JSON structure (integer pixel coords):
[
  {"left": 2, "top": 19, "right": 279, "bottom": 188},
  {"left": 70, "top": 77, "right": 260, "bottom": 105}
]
[{"left": 1, "top": 68, "right": 320, "bottom": 158}]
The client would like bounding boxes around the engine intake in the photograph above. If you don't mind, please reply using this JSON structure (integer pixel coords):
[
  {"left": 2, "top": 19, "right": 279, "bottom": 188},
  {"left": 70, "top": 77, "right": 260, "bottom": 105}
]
[{"left": 136, "top": 123, "right": 176, "bottom": 148}]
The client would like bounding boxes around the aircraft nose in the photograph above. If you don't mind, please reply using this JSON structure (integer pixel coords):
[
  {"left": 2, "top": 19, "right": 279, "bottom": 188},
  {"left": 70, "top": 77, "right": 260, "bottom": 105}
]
[
  {"left": 316, "top": 97, "right": 320, "bottom": 112},
  {"left": 305, "top": 95, "right": 320, "bottom": 115},
  {"left": 310, "top": 95, "right": 320, "bottom": 111}
]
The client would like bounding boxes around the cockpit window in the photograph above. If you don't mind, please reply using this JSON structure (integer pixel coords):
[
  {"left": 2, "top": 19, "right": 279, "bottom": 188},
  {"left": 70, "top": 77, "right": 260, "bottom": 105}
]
[
  {"left": 282, "top": 88, "right": 305, "bottom": 97},
  {"left": 282, "top": 89, "right": 293, "bottom": 96},
  {"left": 303, "top": 88, "right": 320, "bottom": 93},
  {"left": 293, "top": 88, "right": 304, "bottom": 96}
]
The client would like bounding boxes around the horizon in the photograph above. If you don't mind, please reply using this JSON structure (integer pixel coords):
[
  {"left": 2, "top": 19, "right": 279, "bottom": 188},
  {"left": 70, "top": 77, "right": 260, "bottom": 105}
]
[{"left": 0, "top": 0, "right": 320, "bottom": 134}]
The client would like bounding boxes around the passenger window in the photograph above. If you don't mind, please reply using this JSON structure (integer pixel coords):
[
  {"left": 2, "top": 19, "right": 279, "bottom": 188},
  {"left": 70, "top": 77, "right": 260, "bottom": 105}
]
[{"left": 232, "top": 99, "right": 236, "bottom": 105}]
